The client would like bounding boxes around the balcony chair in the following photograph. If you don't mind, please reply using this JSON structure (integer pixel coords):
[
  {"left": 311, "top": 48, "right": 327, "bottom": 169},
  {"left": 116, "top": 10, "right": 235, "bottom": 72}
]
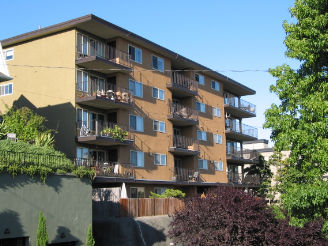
[{"left": 193, "top": 172, "right": 199, "bottom": 181}]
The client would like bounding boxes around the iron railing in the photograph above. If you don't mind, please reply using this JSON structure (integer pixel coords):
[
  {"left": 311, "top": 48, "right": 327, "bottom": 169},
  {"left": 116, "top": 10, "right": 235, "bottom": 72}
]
[
  {"left": 171, "top": 135, "right": 200, "bottom": 151},
  {"left": 168, "top": 101, "right": 199, "bottom": 121},
  {"left": 76, "top": 121, "right": 134, "bottom": 141},
  {"left": 76, "top": 81, "right": 133, "bottom": 105},
  {"left": 172, "top": 167, "right": 201, "bottom": 181},
  {"left": 226, "top": 146, "right": 259, "bottom": 160},
  {"left": 166, "top": 71, "right": 198, "bottom": 93},
  {"left": 228, "top": 173, "right": 260, "bottom": 185},
  {"left": 76, "top": 43, "right": 132, "bottom": 68},
  {"left": 225, "top": 119, "right": 258, "bottom": 138},
  {"left": 224, "top": 92, "right": 256, "bottom": 115}
]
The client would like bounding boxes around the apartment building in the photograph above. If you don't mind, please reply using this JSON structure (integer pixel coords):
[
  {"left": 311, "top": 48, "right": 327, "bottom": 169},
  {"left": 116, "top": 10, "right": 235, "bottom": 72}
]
[{"left": 1, "top": 15, "right": 259, "bottom": 197}]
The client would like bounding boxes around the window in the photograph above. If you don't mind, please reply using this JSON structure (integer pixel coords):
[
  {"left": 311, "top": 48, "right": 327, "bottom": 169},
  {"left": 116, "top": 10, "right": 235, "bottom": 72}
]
[
  {"left": 212, "top": 107, "right": 221, "bottom": 117},
  {"left": 213, "top": 134, "right": 222, "bottom": 144},
  {"left": 211, "top": 81, "right": 220, "bottom": 91},
  {"left": 76, "top": 147, "right": 89, "bottom": 166},
  {"left": 153, "top": 120, "right": 165, "bottom": 133},
  {"left": 196, "top": 101, "right": 206, "bottom": 113},
  {"left": 154, "top": 188, "right": 167, "bottom": 195},
  {"left": 5, "top": 49, "right": 13, "bottom": 61},
  {"left": 76, "top": 108, "right": 88, "bottom": 128},
  {"left": 152, "top": 55, "right": 164, "bottom": 72},
  {"left": 195, "top": 73, "right": 204, "bottom": 85},
  {"left": 129, "top": 45, "right": 142, "bottom": 63},
  {"left": 154, "top": 153, "right": 166, "bottom": 165},
  {"left": 77, "top": 33, "right": 88, "bottom": 55},
  {"left": 130, "top": 115, "right": 144, "bottom": 132},
  {"left": 198, "top": 159, "right": 208, "bottom": 170},
  {"left": 0, "top": 83, "right": 13, "bottom": 97},
  {"left": 131, "top": 187, "right": 145, "bottom": 198},
  {"left": 215, "top": 161, "right": 224, "bottom": 171},
  {"left": 129, "top": 79, "right": 143, "bottom": 98},
  {"left": 77, "top": 70, "right": 88, "bottom": 92},
  {"left": 130, "top": 150, "right": 144, "bottom": 167},
  {"left": 197, "top": 130, "right": 207, "bottom": 141},
  {"left": 152, "top": 87, "right": 165, "bottom": 100}
]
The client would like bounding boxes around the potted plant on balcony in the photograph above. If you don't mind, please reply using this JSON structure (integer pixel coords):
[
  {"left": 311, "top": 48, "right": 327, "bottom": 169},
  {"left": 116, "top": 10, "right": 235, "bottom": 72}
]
[
  {"left": 92, "top": 91, "right": 97, "bottom": 96},
  {"left": 100, "top": 125, "right": 128, "bottom": 142}
]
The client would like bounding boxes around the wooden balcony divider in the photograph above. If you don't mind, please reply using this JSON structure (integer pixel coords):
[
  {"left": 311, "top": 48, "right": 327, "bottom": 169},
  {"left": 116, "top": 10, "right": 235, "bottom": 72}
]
[{"left": 119, "top": 198, "right": 185, "bottom": 218}]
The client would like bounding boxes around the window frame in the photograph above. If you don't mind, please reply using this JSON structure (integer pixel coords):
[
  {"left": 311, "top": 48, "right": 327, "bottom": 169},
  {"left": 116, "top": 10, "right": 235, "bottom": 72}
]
[
  {"left": 0, "top": 83, "right": 13, "bottom": 97},
  {"left": 213, "top": 133, "right": 222, "bottom": 144},
  {"left": 154, "top": 153, "right": 166, "bottom": 166},
  {"left": 129, "top": 79, "right": 143, "bottom": 98},
  {"left": 211, "top": 80, "right": 220, "bottom": 91},
  {"left": 195, "top": 73, "right": 204, "bottom": 85},
  {"left": 152, "top": 87, "right": 165, "bottom": 101},
  {"left": 153, "top": 120, "right": 166, "bottom": 133},
  {"left": 130, "top": 150, "right": 144, "bottom": 167},
  {"left": 130, "top": 187, "right": 145, "bottom": 198},
  {"left": 196, "top": 101, "right": 206, "bottom": 113},
  {"left": 5, "top": 49, "right": 14, "bottom": 61},
  {"left": 128, "top": 44, "right": 142, "bottom": 64},
  {"left": 129, "top": 114, "right": 144, "bottom": 132},
  {"left": 198, "top": 159, "right": 208, "bottom": 170},
  {"left": 212, "top": 107, "right": 221, "bottom": 117},
  {"left": 154, "top": 187, "right": 167, "bottom": 195},
  {"left": 151, "top": 55, "right": 164, "bottom": 72},
  {"left": 197, "top": 130, "right": 207, "bottom": 141},
  {"left": 214, "top": 161, "right": 224, "bottom": 171}
]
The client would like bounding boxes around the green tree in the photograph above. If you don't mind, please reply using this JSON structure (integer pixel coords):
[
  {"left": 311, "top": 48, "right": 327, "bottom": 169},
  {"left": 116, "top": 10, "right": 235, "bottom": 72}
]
[
  {"left": 36, "top": 211, "right": 49, "bottom": 246},
  {"left": 244, "top": 154, "right": 273, "bottom": 198},
  {"left": 86, "top": 224, "right": 95, "bottom": 246},
  {"left": 264, "top": 0, "right": 328, "bottom": 229},
  {"left": 149, "top": 189, "right": 186, "bottom": 198}
]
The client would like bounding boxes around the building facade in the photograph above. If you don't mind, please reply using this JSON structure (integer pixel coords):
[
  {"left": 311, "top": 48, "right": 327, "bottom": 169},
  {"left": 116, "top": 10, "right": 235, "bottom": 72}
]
[{"left": 1, "top": 15, "right": 259, "bottom": 197}]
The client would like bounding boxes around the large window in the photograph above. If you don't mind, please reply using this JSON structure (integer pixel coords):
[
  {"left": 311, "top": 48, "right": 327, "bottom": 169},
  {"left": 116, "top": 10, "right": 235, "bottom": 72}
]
[
  {"left": 213, "top": 134, "right": 222, "bottom": 144},
  {"left": 129, "top": 79, "right": 143, "bottom": 98},
  {"left": 212, "top": 107, "right": 221, "bottom": 117},
  {"left": 198, "top": 159, "right": 208, "bottom": 170},
  {"left": 152, "top": 55, "right": 164, "bottom": 72},
  {"left": 77, "top": 70, "right": 88, "bottom": 92},
  {"left": 214, "top": 161, "right": 224, "bottom": 171},
  {"left": 5, "top": 49, "right": 13, "bottom": 61},
  {"left": 153, "top": 120, "right": 165, "bottom": 133},
  {"left": 154, "top": 153, "right": 166, "bottom": 165},
  {"left": 131, "top": 187, "right": 145, "bottom": 198},
  {"left": 130, "top": 150, "right": 144, "bottom": 167},
  {"left": 77, "top": 33, "right": 88, "bottom": 55},
  {"left": 197, "top": 130, "right": 207, "bottom": 141},
  {"left": 154, "top": 187, "right": 167, "bottom": 195},
  {"left": 211, "top": 80, "right": 220, "bottom": 91},
  {"left": 130, "top": 115, "right": 144, "bottom": 132},
  {"left": 77, "top": 108, "right": 88, "bottom": 127},
  {"left": 76, "top": 147, "right": 89, "bottom": 166},
  {"left": 152, "top": 87, "right": 165, "bottom": 100},
  {"left": 195, "top": 73, "right": 204, "bottom": 85},
  {"left": 196, "top": 101, "right": 206, "bottom": 113},
  {"left": 129, "top": 45, "right": 142, "bottom": 63},
  {"left": 0, "top": 83, "right": 13, "bottom": 97}
]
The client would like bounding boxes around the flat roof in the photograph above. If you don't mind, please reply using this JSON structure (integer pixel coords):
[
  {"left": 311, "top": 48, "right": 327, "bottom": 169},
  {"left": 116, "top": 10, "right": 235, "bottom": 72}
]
[{"left": 1, "top": 14, "right": 256, "bottom": 96}]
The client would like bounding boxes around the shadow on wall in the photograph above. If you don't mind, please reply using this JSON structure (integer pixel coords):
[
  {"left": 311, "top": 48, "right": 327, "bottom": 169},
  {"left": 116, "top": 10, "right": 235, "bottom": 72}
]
[
  {"left": 0, "top": 209, "right": 25, "bottom": 239},
  {"left": 93, "top": 188, "right": 121, "bottom": 218},
  {"left": 50, "top": 226, "right": 79, "bottom": 244}
]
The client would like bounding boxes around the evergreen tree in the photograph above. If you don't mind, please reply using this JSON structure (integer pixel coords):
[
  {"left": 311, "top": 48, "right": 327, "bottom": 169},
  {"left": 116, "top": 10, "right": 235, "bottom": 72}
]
[
  {"left": 36, "top": 211, "right": 49, "bottom": 246},
  {"left": 86, "top": 224, "right": 95, "bottom": 246}
]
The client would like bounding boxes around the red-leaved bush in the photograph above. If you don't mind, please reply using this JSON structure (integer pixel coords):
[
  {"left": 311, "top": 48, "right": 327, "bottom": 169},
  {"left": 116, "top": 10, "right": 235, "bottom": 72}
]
[{"left": 168, "top": 186, "right": 327, "bottom": 246}]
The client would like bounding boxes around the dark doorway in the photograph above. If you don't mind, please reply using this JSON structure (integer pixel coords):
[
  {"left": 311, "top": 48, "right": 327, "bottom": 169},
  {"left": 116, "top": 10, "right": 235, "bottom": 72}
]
[
  {"left": 107, "top": 41, "right": 116, "bottom": 48},
  {"left": 108, "top": 112, "right": 117, "bottom": 124},
  {"left": 108, "top": 149, "right": 118, "bottom": 162},
  {"left": 107, "top": 76, "right": 116, "bottom": 86},
  {"left": 0, "top": 237, "right": 27, "bottom": 246},
  {"left": 48, "top": 242, "right": 76, "bottom": 246}
]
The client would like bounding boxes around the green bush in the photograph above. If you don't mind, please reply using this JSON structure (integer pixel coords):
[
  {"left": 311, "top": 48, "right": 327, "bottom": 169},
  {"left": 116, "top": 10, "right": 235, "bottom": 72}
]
[
  {"left": 150, "top": 189, "right": 186, "bottom": 198},
  {"left": 36, "top": 211, "right": 49, "bottom": 246}
]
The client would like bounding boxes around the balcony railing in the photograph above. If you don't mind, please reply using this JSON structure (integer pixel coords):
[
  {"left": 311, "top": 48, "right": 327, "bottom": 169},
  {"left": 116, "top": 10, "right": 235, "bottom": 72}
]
[
  {"left": 76, "top": 81, "right": 133, "bottom": 105},
  {"left": 172, "top": 167, "right": 201, "bottom": 181},
  {"left": 76, "top": 43, "right": 132, "bottom": 68},
  {"left": 167, "top": 71, "right": 198, "bottom": 93},
  {"left": 225, "top": 119, "right": 258, "bottom": 138},
  {"left": 71, "top": 158, "right": 134, "bottom": 178},
  {"left": 224, "top": 92, "right": 256, "bottom": 115},
  {"left": 171, "top": 135, "right": 200, "bottom": 151},
  {"left": 168, "top": 101, "right": 199, "bottom": 122},
  {"left": 76, "top": 121, "right": 134, "bottom": 141},
  {"left": 228, "top": 173, "right": 260, "bottom": 185},
  {"left": 226, "top": 146, "right": 259, "bottom": 160}
]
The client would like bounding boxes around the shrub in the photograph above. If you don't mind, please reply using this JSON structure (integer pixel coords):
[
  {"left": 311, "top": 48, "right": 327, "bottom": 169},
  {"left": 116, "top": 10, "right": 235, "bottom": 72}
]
[
  {"left": 149, "top": 189, "right": 185, "bottom": 198},
  {"left": 86, "top": 224, "right": 95, "bottom": 246},
  {"left": 36, "top": 211, "right": 48, "bottom": 246}
]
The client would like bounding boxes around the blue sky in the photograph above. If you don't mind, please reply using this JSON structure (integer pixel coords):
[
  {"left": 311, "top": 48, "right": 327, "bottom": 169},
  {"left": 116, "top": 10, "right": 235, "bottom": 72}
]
[{"left": 1, "top": 0, "right": 300, "bottom": 147}]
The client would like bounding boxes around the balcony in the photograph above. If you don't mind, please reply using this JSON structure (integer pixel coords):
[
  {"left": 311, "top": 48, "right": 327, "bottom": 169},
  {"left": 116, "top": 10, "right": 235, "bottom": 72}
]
[
  {"left": 228, "top": 173, "right": 260, "bottom": 185},
  {"left": 76, "top": 121, "right": 134, "bottom": 146},
  {"left": 166, "top": 71, "right": 198, "bottom": 97},
  {"left": 226, "top": 146, "right": 259, "bottom": 164},
  {"left": 71, "top": 159, "right": 134, "bottom": 178},
  {"left": 76, "top": 43, "right": 132, "bottom": 73},
  {"left": 167, "top": 101, "right": 199, "bottom": 126},
  {"left": 224, "top": 92, "right": 256, "bottom": 118},
  {"left": 76, "top": 81, "right": 133, "bottom": 109},
  {"left": 168, "top": 135, "right": 200, "bottom": 156},
  {"left": 172, "top": 167, "right": 202, "bottom": 182},
  {"left": 225, "top": 119, "right": 258, "bottom": 141}
]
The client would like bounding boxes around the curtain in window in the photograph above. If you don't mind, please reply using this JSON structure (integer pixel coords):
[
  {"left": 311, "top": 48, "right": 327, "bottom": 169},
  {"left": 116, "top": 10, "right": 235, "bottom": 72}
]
[
  {"left": 135, "top": 82, "right": 142, "bottom": 97},
  {"left": 136, "top": 116, "right": 143, "bottom": 132}
]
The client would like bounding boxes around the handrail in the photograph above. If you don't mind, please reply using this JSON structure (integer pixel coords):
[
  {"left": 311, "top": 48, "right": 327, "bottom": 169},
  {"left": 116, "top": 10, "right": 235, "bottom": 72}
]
[
  {"left": 172, "top": 167, "right": 201, "bottom": 181},
  {"left": 166, "top": 71, "right": 198, "bottom": 92},
  {"left": 228, "top": 172, "right": 260, "bottom": 185},
  {"left": 226, "top": 146, "right": 259, "bottom": 160},
  {"left": 224, "top": 92, "right": 256, "bottom": 115},
  {"left": 168, "top": 101, "right": 199, "bottom": 121},
  {"left": 225, "top": 119, "right": 258, "bottom": 138},
  {"left": 171, "top": 135, "right": 200, "bottom": 151}
]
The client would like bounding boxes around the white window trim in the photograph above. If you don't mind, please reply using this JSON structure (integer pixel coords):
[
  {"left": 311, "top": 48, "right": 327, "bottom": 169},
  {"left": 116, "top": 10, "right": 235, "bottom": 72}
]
[
  {"left": 214, "top": 161, "right": 224, "bottom": 171},
  {"left": 197, "top": 130, "right": 207, "bottom": 141},
  {"left": 0, "top": 83, "right": 13, "bottom": 97},
  {"left": 130, "top": 187, "right": 145, "bottom": 198},
  {"left": 129, "top": 114, "right": 144, "bottom": 132},
  {"left": 198, "top": 159, "right": 208, "bottom": 170},
  {"left": 213, "top": 133, "right": 222, "bottom": 144},
  {"left": 130, "top": 150, "right": 144, "bottom": 167},
  {"left": 154, "top": 153, "right": 166, "bottom": 166},
  {"left": 128, "top": 44, "right": 142, "bottom": 64},
  {"left": 195, "top": 73, "right": 204, "bottom": 85},
  {"left": 129, "top": 79, "right": 143, "bottom": 98},
  {"left": 196, "top": 101, "right": 206, "bottom": 113},
  {"left": 151, "top": 55, "right": 164, "bottom": 72},
  {"left": 211, "top": 80, "right": 220, "bottom": 91},
  {"left": 154, "top": 187, "right": 167, "bottom": 195},
  {"left": 152, "top": 87, "right": 165, "bottom": 101},
  {"left": 153, "top": 120, "right": 166, "bottom": 133},
  {"left": 212, "top": 107, "right": 221, "bottom": 117},
  {"left": 4, "top": 49, "right": 14, "bottom": 61}
]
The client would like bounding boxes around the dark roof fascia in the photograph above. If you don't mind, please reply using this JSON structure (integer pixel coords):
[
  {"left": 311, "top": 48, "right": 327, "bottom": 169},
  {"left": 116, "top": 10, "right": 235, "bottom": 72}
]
[{"left": 1, "top": 14, "right": 255, "bottom": 95}]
